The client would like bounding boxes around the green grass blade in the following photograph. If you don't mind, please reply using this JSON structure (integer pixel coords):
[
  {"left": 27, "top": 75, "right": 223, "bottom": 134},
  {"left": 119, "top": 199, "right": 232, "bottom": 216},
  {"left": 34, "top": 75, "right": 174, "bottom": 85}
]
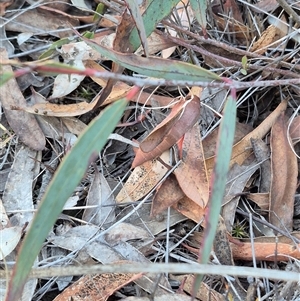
[
  {"left": 5, "top": 99, "right": 127, "bottom": 301},
  {"left": 190, "top": 0, "right": 207, "bottom": 32},
  {"left": 193, "top": 95, "right": 236, "bottom": 297}
]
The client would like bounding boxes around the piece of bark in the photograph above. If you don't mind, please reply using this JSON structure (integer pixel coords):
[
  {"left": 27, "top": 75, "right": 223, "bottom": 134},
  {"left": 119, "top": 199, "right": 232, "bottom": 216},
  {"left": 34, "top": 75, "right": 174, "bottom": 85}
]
[{"left": 0, "top": 49, "right": 45, "bottom": 150}]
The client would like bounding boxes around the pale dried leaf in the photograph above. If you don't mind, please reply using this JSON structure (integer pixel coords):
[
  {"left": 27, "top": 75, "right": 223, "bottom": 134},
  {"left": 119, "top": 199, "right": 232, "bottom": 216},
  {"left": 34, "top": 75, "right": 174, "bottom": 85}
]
[
  {"left": 151, "top": 174, "right": 185, "bottom": 217},
  {"left": 172, "top": 195, "right": 206, "bottom": 223},
  {"left": 0, "top": 49, "right": 45, "bottom": 150},
  {"left": 170, "top": 274, "right": 225, "bottom": 301},
  {"left": 289, "top": 115, "right": 300, "bottom": 143},
  {"left": 38, "top": 3, "right": 119, "bottom": 27},
  {"left": 47, "top": 41, "right": 88, "bottom": 99},
  {"left": 199, "top": 88, "right": 228, "bottom": 128},
  {"left": 19, "top": 98, "right": 97, "bottom": 117},
  {"left": 49, "top": 225, "right": 102, "bottom": 251},
  {"left": 17, "top": 32, "right": 33, "bottom": 46},
  {"left": 0, "top": 255, "right": 38, "bottom": 300},
  {"left": 27, "top": 88, "right": 75, "bottom": 140},
  {"left": 83, "top": 241, "right": 124, "bottom": 264},
  {"left": 118, "top": 203, "right": 186, "bottom": 236},
  {"left": 269, "top": 113, "right": 298, "bottom": 231},
  {"left": 20, "top": 278, "right": 38, "bottom": 301},
  {"left": 86, "top": 241, "right": 123, "bottom": 264},
  {"left": 174, "top": 124, "right": 209, "bottom": 208},
  {"left": 0, "top": 280, "right": 6, "bottom": 299},
  {"left": 61, "top": 40, "right": 107, "bottom": 62},
  {"left": 136, "top": 31, "right": 176, "bottom": 56},
  {"left": 62, "top": 117, "right": 87, "bottom": 135},
  {"left": 104, "top": 223, "right": 150, "bottom": 245},
  {"left": 251, "top": 138, "right": 271, "bottom": 193},
  {"left": 0, "top": 199, "right": 10, "bottom": 229},
  {"left": 116, "top": 151, "right": 169, "bottom": 203},
  {"left": 214, "top": 217, "right": 234, "bottom": 266},
  {"left": 50, "top": 72, "right": 85, "bottom": 100},
  {"left": 113, "top": 241, "right": 150, "bottom": 263},
  {"left": 50, "top": 227, "right": 123, "bottom": 264},
  {"left": 82, "top": 168, "right": 116, "bottom": 227},
  {"left": 70, "top": 0, "right": 91, "bottom": 11},
  {"left": 35, "top": 115, "right": 68, "bottom": 140},
  {"left": 222, "top": 159, "right": 258, "bottom": 232},
  {"left": 0, "top": 226, "right": 22, "bottom": 260},
  {"left": 5, "top": 8, "right": 79, "bottom": 38},
  {"left": 2, "top": 146, "right": 39, "bottom": 227},
  {"left": 246, "top": 193, "right": 269, "bottom": 210},
  {"left": 63, "top": 196, "right": 79, "bottom": 209}
]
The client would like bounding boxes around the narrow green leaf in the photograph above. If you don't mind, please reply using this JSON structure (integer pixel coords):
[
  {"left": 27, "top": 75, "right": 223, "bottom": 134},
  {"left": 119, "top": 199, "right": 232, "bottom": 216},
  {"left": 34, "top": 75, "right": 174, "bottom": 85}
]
[
  {"left": 193, "top": 96, "right": 236, "bottom": 297},
  {"left": 128, "top": 0, "right": 180, "bottom": 51},
  {"left": 83, "top": 31, "right": 94, "bottom": 39},
  {"left": 5, "top": 99, "right": 127, "bottom": 301},
  {"left": 82, "top": 37, "right": 220, "bottom": 82},
  {"left": 93, "top": 3, "right": 107, "bottom": 22},
  {"left": 0, "top": 72, "right": 14, "bottom": 86},
  {"left": 241, "top": 56, "right": 248, "bottom": 74},
  {"left": 202, "top": 96, "right": 237, "bottom": 263},
  {"left": 190, "top": 0, "right": 207, "bottom": 32},
  {"left": 241, "top": 55, "right": 247, "bottom": 67}
]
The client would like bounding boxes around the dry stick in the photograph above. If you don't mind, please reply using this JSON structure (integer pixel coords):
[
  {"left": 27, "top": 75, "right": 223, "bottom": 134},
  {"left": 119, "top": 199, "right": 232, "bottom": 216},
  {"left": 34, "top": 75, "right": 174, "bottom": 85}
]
[
  {"left": 236, "top": 208, "right": 300, "bottom": 245},
  {"left": 11, "top": 62, "right": 300, "bottom": 91},
  {"left": 164, "top": 33, "right": 300, "bottom": 79},
  {"left": 161, "top": 20, "right": 300, "bottom": 73},
  {"left": 162, "top": 20, "right": 263, "bottom": 59},
  {"left": 49, "top": 69, "right": 300, "bottom": 89},
  {"left": 276, "top": 0, "right": 300, "bottom": 28},
  {"left": 1, "top": 263, "right": 299, "bottom": 281}
]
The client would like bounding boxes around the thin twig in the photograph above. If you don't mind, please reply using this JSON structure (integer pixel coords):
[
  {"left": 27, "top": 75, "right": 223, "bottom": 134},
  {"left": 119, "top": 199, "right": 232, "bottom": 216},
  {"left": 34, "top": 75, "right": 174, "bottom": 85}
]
[
  {"left": 164, "top": 34, "right": 300, "bottom": 79},
  {"left": 276, "top": 0, "right": 300, "bottom": 28},
  {"left": 0, "top": 263, "right": 299, "bottom": 281},
  {"left": 161, "top": 20, "right": 300, "bottom": 73}
]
